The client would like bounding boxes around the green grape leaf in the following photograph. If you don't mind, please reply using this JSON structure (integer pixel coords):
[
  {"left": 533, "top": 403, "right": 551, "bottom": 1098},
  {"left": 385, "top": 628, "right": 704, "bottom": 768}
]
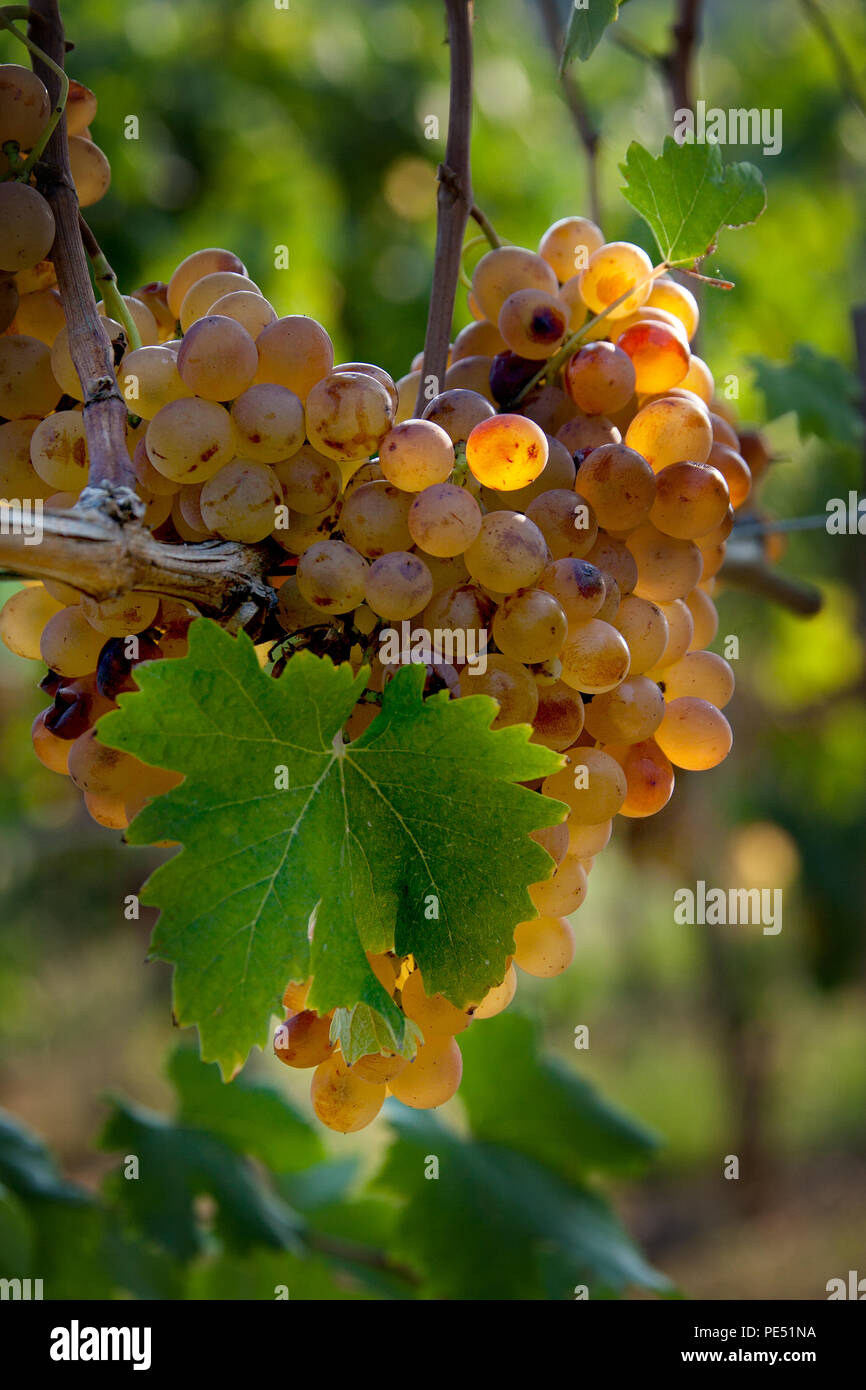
[
  {"left": 99, "top": 621, "right": 564, "bottom": 1075},
  {"left": 331, "top": 1004, "right": 423, "bottom": 1066},
  {"left": 0, "top": 1109, "right": 89, "bottom": 1205},
  {"left": 99, "top": 1094, "right": 303, "bottom": 1260},
  {"left": 749, "top": 345, "right": 865, "bottom": 446},
  {"left": 168, "top": 1047, "right": 324, "bottom": 1173},
  {"left": 458, "top": 1014, "right": 661, "bottom": 1180},
  {"left": 184, "top": 1246, "right": 378, "bottom": 1301},
  {"left": 620, "top": 138, "right": 766, "bottom": 267},
  {"left": 0, "top": 1183, "right": 33, "bottom": 1275},
  {"left": 560, "top": 0, "right": 620, "bottom": 69},
  {"left": 374, "top": 1107, "right": 673, "bottom": 1300}
]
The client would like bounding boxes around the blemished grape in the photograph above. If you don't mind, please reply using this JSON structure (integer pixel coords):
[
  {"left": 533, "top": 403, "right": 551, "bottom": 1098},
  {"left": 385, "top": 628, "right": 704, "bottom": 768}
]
[
  {"left": 530, "top": 680, "right": 585, "bottom": 751},
  {"left": 464, "top": 510, "right": 548, "bottom": 592},
  {"left": 459, "top": 653, "right": 539, "bottom": 729},
  {"left": 178, "top": 270, "right": 261, "bottom": 332},
  {"left": 274, "top": 1010, "right": 335, "bottom": 1068},
  {"left": 596, "top": 574, "right": 621, "bottom": 623},
  {"left": 272, "top": 499, "right": 341, "bottom": 556},
  {"left": 422, "top": 583, "right": 494, "bottom": 649},
  {"left": 273, "top": 446, "right": 340, "bottom": 515},
  {"left": 647, "top": 277, "right": 700, "bottom": 340},
  {"left": 351, "top": 1052, "right": 409, "bottom": 1085},
  {"left": 378, "top": 418, "right": 454, "bottom": 491},
  {"left": 230, "top": 382, "right": 305, "bottom": 464},
  {"left": 471, "top": 963, "right": 517, "bottom": 1020},
  {"left": 208, "top": 289, "right": 276, "bottom": 338},
  {"left": 421, "top": 388, "right": 495, "bottom": 444},
  {"left": 498, "top": 288, "right": 568, "bottom": 359},
  {"left": 707, "top": 441, "right": 752, "bottom": 509},
  {"left": 492, "top": 588, "right": 568, "bottom": 663},
  {"left": 145, "top": 398, "right": 235, "bottom": 484},
  {"left": 364, "top": 550, "right": 433, "bottom": 620},
  {"left": 274, "top": 576, "right": 324, "bottom": 635},
  {"left": 585, "top": 534, "right": 638, "bottom": 594},
  {"left": 529, "top": 853, "right": 588, "bottom": 916},
  {"left": 583, "top": 675, "right": 665, "bottom": 743},
  {"left": 521, "top": 384, "right": 576, "bottom": 436},
  {"left": 648, "top": 460, "right": 730, "bottom": 540},
  {"left": 611, "top": 594, "right": 669, "bottom": 674},
  {"left": 120, "top": 345, "right": 193, "bottom": 419},
  {"left": 538, "top": 215, "right": 605, "bottom": 281},
  {"left": 709, "top": 411, "right": 740, "bottom": 448},
  {"left": 79, "top": 591, "right": 160, "bottom": 638},
  {"left": 32, "top": 710, "right": 72, "bottom": 775},
  {"left": 408, "top": 482, "right": 482, "bottom": 556},
  {"left": 488, "top": 349, "right": 542, "bottom": 407},
  {"left": 171, "top": 487, "right": 212, "bottom": 540},
  {"left": 0, "top": 63, "right": 51, "bottom": 147},
  {"left": 199, "top": 460, "right": 282, "bottom": 542},
  {"left": 388, "top": 1035, "right": 463, "bottom": 1109},
  {"left": 625, "top": 396, "right": 713, "bottom": 471},
  {"left": 627, "top": 523, "right": 704, "bottom": 604},
  {"left": 440, "top": 354, "right": 494, "bottom": 403},
  {"left": 40, "top": 606, "right": 107, "bottom": 678},
  {"left": 401, "top": 969, "right": 471, "bottom": 1038},
  {"left": 564, "top": 342, "right": 636, "bottom": 415},
  {"left": 685, "top": 586, "right": 719, "bottom": 651},
  {"left": 512, "top": 915, "right": 575, "bottom": 978},
  {"left": 579, "top": 241, "right": 654, "bottom": 318},
  {"left": 296, "top": 539, "right": 368, "bottom": 614},
  {"left": 310, "top": 1054, "right": 385, "bottom": 1133},
  {"left": 466, "top": 413, "right": 547, "bottom": 492},
  {"left": 556, "top": 412, "right": 621, "bottom": 454},
  {"left": 341, "top": 480, "right": 413, "bottom": 558},
  {"left": 568, "top": 819, "right": 612, "bottom": 857},
  {"left": 451, "top": 318, "right": 506, "bottom": 361},
  {"left": 0, "top": 334, "right": 61, "bottom": 418},
  {"left": 538, "top": 557, "right": 605, "bottom": 625},
  {"left": 615, "top": 319, "right": 690, "bottom": 394},
  {"left": 333, "top": 362, "right": 399, "bottom": 414},
  {"left": 573, "top": 443, "right": 656, "bottom": 531},
  {"left": 471, "top": 245, "right": 558, "bottom": 321},
  {"left": 559, "top": 619, "right": 630, "bottom": 695},
  {"left": 654, "top": 695, "right": 732, "bottom": 771},
  {"left": 0, "top": 184, "right": 56, "bottom": 274},
  {"left": 305, "top": 371, "right": 395, "bottom": 464},
  {"left": 542, "top": 745, "right": 628, "bottom": 822},
  {"left": 68, "top": 136, "right": 111, "bottom": 207},
  {"left": 658, "top": 650, "right": 735, "bottom": 708},
  {"left": 176, "top": 314, "right": 258, "bottom": 401},
  {"left": 526, "top": 488, "right": 597, "bottom": 560},
  {"left": 255, "top": 314, "right": 334, "bottom": 401},
  {"left": 0, "top": 419, "right": 52, "bottom": 500},
  {"left": 30, "top": 410, "right": 88, "bottom": 491},
  {"left": 606, "top": 738, "right": 676, "bottom": 817},
  {"left": 0, "top": 585, "right": 63, "bottom": 660}
]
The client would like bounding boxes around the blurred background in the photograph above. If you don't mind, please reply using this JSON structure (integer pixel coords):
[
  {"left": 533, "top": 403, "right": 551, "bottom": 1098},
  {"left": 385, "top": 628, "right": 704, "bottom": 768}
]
[{"left": 1, "top": 0, "right": 865, "bottom": 1299}]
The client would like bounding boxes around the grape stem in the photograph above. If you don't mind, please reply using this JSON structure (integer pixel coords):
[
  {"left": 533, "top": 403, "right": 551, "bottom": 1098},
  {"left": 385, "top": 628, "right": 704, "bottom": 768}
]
[
  {"left": 469, "top": 203, "right": 501, "bottom": 249},
  {"left": 77, "top": 212, "right": 143, "bottom": 351},
  {"left": 414, "top": 0, "right": 474, "bottom": 415},
  {"left": 0, "top": 6, "right": 70, "bottom": 179}
]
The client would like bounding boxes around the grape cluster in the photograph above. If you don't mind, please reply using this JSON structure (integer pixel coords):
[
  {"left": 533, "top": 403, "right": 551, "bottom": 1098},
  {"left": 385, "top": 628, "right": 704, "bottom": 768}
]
[{"left": 0, "top": 85, "right": 764, "bottom": 1132}]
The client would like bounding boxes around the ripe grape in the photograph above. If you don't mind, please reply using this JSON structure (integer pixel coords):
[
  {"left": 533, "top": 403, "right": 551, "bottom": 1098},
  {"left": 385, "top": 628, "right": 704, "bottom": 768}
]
[
  {"left": 171, "top": 488, "right": 212, "bottom": 540},
  {"left": 512, "top": 915, "right": 574, "bottom": 978},
  {"left": 310, "top": 1054, "right": 385, "bottom": 1132},
  {"left": 627, "top": 523, "right": 704, "bottom": 603},
  {"left": 166, "top": 248, "right": 247, "bottom": 318},
  {"left": 0, "top": 334, "right": 61, "bottom": 418},
  {"left": 51, "top": 318, "right": 125, "bottom": 400},
  {"left": 707, "top": 441, "right": 752, "bottom": 508},
  {"left": 556, "top": 412, "right": 621, "bottom": 454},
  {"left": 0, "top": 63, "right": 51, "bottom": 147},
  {"left": 466, "top": 413, "right": 547, "bottom": 491},
  {"left": 98, "top": 294, "right": 159, "bottom": 347},
  {"left": 709, "top": 412, "right": 741, "bottom": 448},
  {"left": 0, "top": 419, "right": 52, "bottom": 500},
  {"left": 530, "top": 680, "right": 585, "bottom": 751},
  {"left": 31, "top": 710, "right": 72, "bottom": 775},
  {"left": 296, "top": 540, "right": 368, "bottom": 614},
  {"left": 179, "top": 271, "right": 261, "bottom": 332},
  {"left": 464, "top": 511, "right": 547, "bottom": 592},
  {"left": 542, "top": 745, "right": 628, "bottom": 822},
  {"left": 408, "top": 482, "right": 481, "bottom": 556},
  {"left": 131, "top": 281, "right": 176, "bottom": 340},
  {"left": 378, "top": 418, "right": 454, "bottom": 491},
  {"left": 583, "top": 675, "right": 665, "bottom": 743},
  {"left": 364, "top": 551, "right": 433, "bottom": 620},
  {"left": 40, "top": 606, "right": 107, "bottom": 677},
  {"left": 352, "top": 1052, "right": 409, "bottom": 1085},
  {"left": 522, "top": 384, "right": 577, "bottom": 435},
  {"left": 208, "top": 289, "right": 276, "bottom": 338},
  {"left": 0, "top": 585, "right": 63, "bottom": 660},
  {"left": 647, "top": 277, "right": 700, "bottom": 340},
  {"left": 557, "top": 274, "right": 590, "bottom": 332},
  {"left": 625, "top": 396, "right": 713, "bottom": 470},
  {"left": 567, "top": 819, "right": 612, "bottom": 857},
  {"left": 0, "top": 184, "right": 56, "bottom": 274},
  {"left": 401, "top": 969, "right": 471, "bottom": 1038},
  {"left": 440, "top": 355, "right": 494, "bottom": 403},
  {"left": 526, "top": 488, "right": 597, "bottom": 560},
  {"left": 680, "top": 354, "right": 714, "bottom": 403},
  {"left": 451, "top": 318, "right": 506, "bottom": 361},
  {"left": 559, "top": 619, "right": 630, "bottom": 694},
  {"left": 529, "top": 854, "right": 587, "bottom": 915},
  {"left": 538, "top": 557, "right": 605, "bottom": 624},
  {"left": 606, "top": 738, "right": 676, "bottom": 817},
  {"left": 685, "top": 586, "right": 719, "bottom": 651},
  {"left": 564, "top": 342, "right": 636, "bottom": 415},
  {"left": 654, "top": 696, "right": 732, "bottom": 770},
  {"left": 30, "top": 410, "right": 88, "bottom": 491},
  {"left": 574, "top": 442, "right": 656, "bottom": 531},
  {"left": 584, "top": 534, "right": 638, "bottom": 593},
  {"left": 471, "top": 245, "right": 558, "bottom": 320},
  {"left": 578, "top": 241, "right": 654, "bottom": 318},
  {"left": 459, "top": 653, "right": 539, "bottom": 729},
  {"left": 649, "top": 460, "right": 730, "bottom": 539},
  {"left": 611, "top": 593, "right": 669, "bottom": 674},
  {"left": 538, "top": 215, "right": 604, "bottom": 281},
  {"left": 658, "top": 650, "right": 735, "bottom": 707},
  {"left": 340, "top": 480, "right": 413, "bottom": 557},
  {"left": 80, "top": 591, "right": 160, "bottom": 638},
  {"left": 273, "top": 445, "right": 340, "bottom": 515},
  {"left": 471, "top": 963, "right": 517, "bottom": 1020},
  {"left": 145, "top": 398, "right": 235, "bottom": 484},
  {"left": 255, "top": 314, "right": 334, "bottom": 401},
  {"left": 68, "top": 137, "right": 111, "bottom": 207},
  {"left": 388, "top": 1035, "right": 463, "bottom": 1109},
  {"left": 498, "top": 288, "right": 568, "bottom": 359},
  {"left": 615, "top": 319, "right": 690, "bottom": 394},
  {"left": 422, "top": 583, "right": 494, "bottom": 648},
  {"left": 305, "top": 371, "right": 395, "bottom": 464},
  {"left": 177, "top": 314, "right": 258, "bottom": 401},
  {"left": 274, "top": 1010, "right": 335, "bottom": 1068},
  {"left": 272, "top": 500, "right": 341, "bottom": 556},
  {"left": 120, "top": 345, "right": 193, "bottom": 419},
  {"left": 421, "top": 387, "right": 495, "bottom": 444},
  {"left": 229, "top": 382, "right": 305, "bottom": 464},
  {"left": 492, "top": 589, "right": 568, "bottom": 663},
  {"left": 198, "top": 461, "right": 281, "bottom": 541}
]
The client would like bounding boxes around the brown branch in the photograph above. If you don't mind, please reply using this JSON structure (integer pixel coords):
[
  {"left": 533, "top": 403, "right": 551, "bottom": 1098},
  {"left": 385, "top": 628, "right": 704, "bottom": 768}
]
[
  {"left": 304, "top": 1228, "right": 421, "bottom": 1287},
  {"left": 720, "top": 536, "right": 822, "bottom": 616},
  {"left": 662, "top": 0, "right": 702, "bottom": 114},
  {"left": 536, "top": 0, "right": 601, "bottom": 225},
  {"left": 414, "top": 0, "right": 474, "bottom": 415},
  {"left": 27, "top": 0, "right": 138, "bottom": 510},
  {"left": 799, "top": 0, "right": 866, "bottom": 120}
]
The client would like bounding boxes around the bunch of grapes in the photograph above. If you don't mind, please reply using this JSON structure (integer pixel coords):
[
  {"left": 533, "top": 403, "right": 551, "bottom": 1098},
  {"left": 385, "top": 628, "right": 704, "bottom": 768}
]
[{"left": 0, "top": 74, "right": 765, "bottom": 1133}]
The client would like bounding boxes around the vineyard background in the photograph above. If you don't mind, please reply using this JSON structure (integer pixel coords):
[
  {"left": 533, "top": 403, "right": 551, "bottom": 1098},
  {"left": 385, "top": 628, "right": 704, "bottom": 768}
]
[{"left": 1, "top": 0, "right": 865, "bottom": 1298}]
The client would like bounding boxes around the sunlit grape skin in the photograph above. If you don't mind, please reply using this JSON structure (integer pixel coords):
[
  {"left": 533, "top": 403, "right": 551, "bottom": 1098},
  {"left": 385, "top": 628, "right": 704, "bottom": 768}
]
[
  {"left": 654, "top": 696, "right": 733, "bottom": 771},
  {"left": 466, "top": 413, "right": 548, "bottom": 491}
]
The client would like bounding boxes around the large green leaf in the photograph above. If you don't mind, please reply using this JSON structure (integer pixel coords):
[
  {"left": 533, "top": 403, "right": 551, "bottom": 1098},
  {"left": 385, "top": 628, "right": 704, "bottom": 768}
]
[
  {"left": 458, "top": 1014, "right": 660, "bottom": 1181},
  {"left": 560, "top": 0, "right": 620, "bottom": 69},
  {"left": 0, "top": 1109, "right": 89, "bottom": 1205},
  {"left": 0, "top": 1184, "right": 32, "bottom": 1275},
  {"left": 750, "top": 345, "right": 864, "bottom": 446},
  {"left": 185, "top": 1246, "right": 378, "bottom": 1301},
  {"left": 99, "top": 621, "right": 564, "bottom": 1073},
  {"left": 620, "top": 138, "right": 766, "bottom": 267},
  {"left": 374, "top": 1107, "right": 672, "bottom": 1300}
]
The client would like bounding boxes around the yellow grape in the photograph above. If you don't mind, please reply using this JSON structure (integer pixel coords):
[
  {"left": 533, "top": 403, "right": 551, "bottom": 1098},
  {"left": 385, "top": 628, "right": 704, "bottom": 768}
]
[
  {"left": 388, "top": 1035, "right": 463, "bottom": 1109},
  {"left": 470, "top": 963, "right": 517, "bottom": 1020},
  {"left": 200, "top": 460, "right": 282, "bottom": 542},
  {"left": 80, "top": 591, "right": 160, "bottom": 637},
  {"left": 512, "top": 915, "right": 575, "bottom": 978},
  {"left": 68, "top": 137, "right": 111, "bottom": 207},
  {"left": 0, "top": 584, "right": 63, "bottom": 660},
  {"left": 498, "top": 288, "right": 568, "bottom": 359},
  {"left": 654, "top": 696, "right": 732, "bottom": 771},
  {"left": 459, "top": 653, "right": 539, "bottom": 729},
  {"left": 179, "top": 271, "right": 261, "bottom": 332},
  {"left": 334, "top": 361, "right": 399, "bottom": 414},
  {"left": 230, "top": 382, "right": 306, "bottom": 464},
  {"left": 340, "top": 480, "right": 412, "bottom": 558},
  {"left": 529, "top": 853, "right": 588, "bottom": 915},
  {"left": 378, "top": 418, "right": 454, "bottom": 491},
  {"left": 296, "top": 540, "right": 368, "bottom": 614},
  {"left": 492, "top": 589, "right": 568, "bottom": 664},
  {"left": 145, "top": 398, "right": 235, "bottom": 484},
  {"left": 658, "top": 650, "right": 735, "bottom": 707},
  {"left": 401, "top": 968, "right": 472, "bottom": 1038},
  {"left": 583, "top": 675, "right": 665, "bottom": 743},
  {"left": 559, "top": 619, "right": 630, "bottom": 695},
  {"left": 530, "top": 680, "right": 585, "bottom": 751},
  {"left": 209, "top": 289, "right": 276, "bottom": 338},
  {"left": 120, "top": 345, "right": 193, "bottom": 419},
  {"left": 51, "top": 318, "right": 125, "bottom": 401},
  {"left": 0, "top": 184, "right": 56, "bottom": 273},
  {"left": 627, "top": 523, "right": 704, "bottom": 604},
  {"left": 649, "top": 460, "right": 730, "bottom": 539},
  {"left": 274, "top": 1010, "right": 335, "bottom": 1068},
  {"left": 0, "top": 334, "right": 61, "bottom": 418},
  {"left": 604, "top": 739, "right": 675, "bottom": 817},
  {"left": 421, "top": 387, "right": 495, "bottom": 444},
  {"left": 351, "top": 1052, "right": 409, "bottom": 1085},
  {"left": 272, "top": 500, "right": 341, "bottom": 556},
  {"left": 625, "top": 396, "right": 713, "bottom": 471},
  {"left": 422, "top": 583, "right": 494, "bottom": 647},
  {"left": 364, "top": 550, "right": 433, "bottom": 620},
  {"left": 471, "top": 245, "right": 558, "bottom": 321},
  {"left": 40, "top": 606, "right": 107, "bottom": 677},
  {"left": 451, "top": 319, "right": 506, "bottom": 361},
  {"left": 567, "top": 819, "right": 612, "bottom": 857},
  {"left": 530, "top": 821, "right": 570, "bottom": 865},
  {"left": 28, "top": 410, "right": 88, "bottom": 492},
  {"left": 564, "top": 342, "right": 636, "bottom": 415},
  {"left": 166, "top": 247, "right": 247, "bottom": 319},
  {"left": 0, "top": 63, "right": 51, "bottom": 146},
  {"left": 273, "top": 445, "right": 340, "bottom": 515},
  {"left": 542, "top": 745, "right": 628, "bottom": 822},
  {"left": 611, "top": 593, "right": 669, "bottom": 674},
  {"left": 407, "top": 481, "right": 482, "bottom": 557},
  {"left": 176, "top": 314, "right": 258, "bottom": 401},
  {"left": 573, "top": 442, "right": 656, "bottom": 531},
  {"left": 538, "top": 215, "right": 605, "bottom": 281},
  {"left": 305, "top": 371, "right": 395, "bottom": 464},
  {"left": 539, "top": 557, "right": 605, "bottom": 625},
  {"left": 685, "top": 586, "right": 719, "bottom": 650},
  {"left": 556, "top": 412, "right": 621, "bottom": 454},
  {"left": 310, "top": 1054, "right": 385, "bottom": 1133},
  {"left": 31, "top": 710, "right": 71, "bottom": 775},
  {"left": 464, "top": 510, "right": 547, "bottom": 592},
  {"left": 707, "top": 442, "right": 752, "bottom": 509},
  {"left": 255, "top": 314, "right": 335, "bottom": 400},
  {"left": 466, "top": 413, "right": 547, "bottom": 491},
  {"left": 680, "top": 354, "right": 714, "bottom": 403},
  {"left": 97, "top": 295, "right": 159, "bottom": 347},
  {"left": 647, "top": 277, "right": 700, "bottom": 340},
  {"left": 578, "top": 241, "right": 654, "bottom": 318}
]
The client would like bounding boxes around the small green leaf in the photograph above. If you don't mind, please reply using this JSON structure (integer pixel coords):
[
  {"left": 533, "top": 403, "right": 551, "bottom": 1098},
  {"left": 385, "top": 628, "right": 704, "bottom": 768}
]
[
  {"left": 0, "top": 1109, "right": 89, "bottom": 1205},
  {"left": 331, "top": 1004, "right": 423, "bottom": 1066},
  {"left": 458, "top": 1014, "right": 661, "bottom": 1180},
  {"left": 620, "top": 138, "right": 766, "bottom": 267},
  {"left": 560, "top": 0, "right": 620, "bottom": 69},
  {"left": 185, "top": 1246, "right": 378, "bottom": 1301},
  {"left": 749, "top": 345, "right": 864, "bottom": 446},
  {"left": 99, "top": 622, "right": 564, "bottom": 1076}
]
